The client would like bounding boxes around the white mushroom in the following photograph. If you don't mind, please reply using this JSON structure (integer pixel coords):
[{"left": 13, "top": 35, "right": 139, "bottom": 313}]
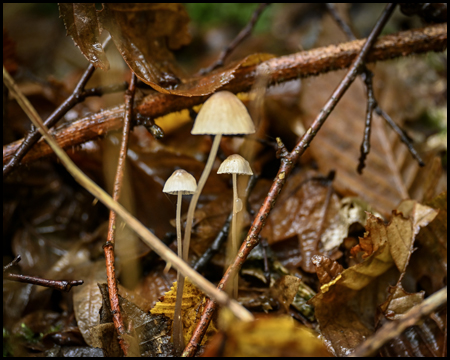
[
  {"left": 163, "top": 169, "right": 197, "bottom": 354},
  {"left": 218, "top": 154, "right": 253, "bottom": 298}
]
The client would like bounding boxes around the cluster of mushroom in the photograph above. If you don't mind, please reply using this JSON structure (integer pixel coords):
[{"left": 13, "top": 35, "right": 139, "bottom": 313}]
[{"left": 162, "top": 91, "right": 255, "bottom": 352}]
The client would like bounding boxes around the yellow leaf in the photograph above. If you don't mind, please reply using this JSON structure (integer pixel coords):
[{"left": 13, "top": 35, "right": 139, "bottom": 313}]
[{"left": 150, "top": 278, "right": 217, "bottom": 345}]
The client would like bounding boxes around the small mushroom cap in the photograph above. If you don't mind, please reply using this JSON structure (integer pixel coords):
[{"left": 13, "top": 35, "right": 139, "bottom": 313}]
[
  {"left": 217, "top": 154, "right": 253, "bottom": 175},
  {"left": 163, "top": 169, "right": 197, "bottom": 195},
  {"left": 191, "top": 91, "right": 255, "bottom": 135}
]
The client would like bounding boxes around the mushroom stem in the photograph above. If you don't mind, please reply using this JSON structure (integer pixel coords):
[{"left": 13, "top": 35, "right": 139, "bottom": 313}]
[
  {"left": 173, "top": 192, "right": 184, "bottom": 354},
  {"left": 231, "top": 172, "right": 239, "bottom": 299},
  {"left": 173, "top": 134, "right": 222, "bottom": 354},
  {"left": 182, "top": 134, "right": 222, "bottom": 262}
]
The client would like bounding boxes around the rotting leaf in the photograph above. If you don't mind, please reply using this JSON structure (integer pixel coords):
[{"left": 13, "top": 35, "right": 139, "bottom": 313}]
[
  {"left": 59, "top": 3, "right": 110, "bottom": 71},
  {"left": 203, "top": 316, "right": 330, "bottom": 357},
  {"left": 150, "top": 278, "right": 217, "bottom": 346}
]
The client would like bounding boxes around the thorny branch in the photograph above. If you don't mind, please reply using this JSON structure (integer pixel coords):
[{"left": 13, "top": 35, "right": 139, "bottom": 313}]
[
  {"left": 325, "top": 3, "right": 425, "bottom": 173},
  {"left": 3, "top": 36, "right": 111, "bottom": 179},
  {"left": 351, "top": 286, "right": 448, "bottom": 357},
  {"left": 183, "top": 4, "right": 397, "bottom": 356},
  {"left": 103, "top": 73, "right": 137, "bottom": 356},
  {"left": 3, "top": 255, "right": 83, "bottom": 292},
  {"left": 199, "top": 3, "right": 270, "bottom": 74},
  {"left": 3, "top": 23, "right": 446, "bottom": 167}
]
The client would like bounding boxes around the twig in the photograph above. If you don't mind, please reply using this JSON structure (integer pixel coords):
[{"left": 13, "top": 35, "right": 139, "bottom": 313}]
[
  {"left": 3, "top": 24, "right": 446, "bottom": 167},
  {"left": 81, "top": 82, "right": 128, "bottom": 98},
  {"left": 351, "top": 286, "right": 447, "bottom": 357},
  {"left": 199, "top": 3, "right": 270, "bottom": 75},
  {"left": 3, "top": 255, "right": 21, "bottom": 272},
  {"left": 326, "top": 3, "right": 425, "bottom": 172},
  {"left": 3, "top": 66, "right": 253, "bottom": 323},
  {"left": 183, "top": 4, "right": 397, "bottom": 356},
  {"left": 103, "top": 73, "right": 136, "bottom": 356},
  {"left": 193, "top": 213, "right": 232, "bottom": 272},
  {"left": 3, "top": 36, "right": 111, "bottom": 178},
  {"left": 4, "top": 273, "right": 83, "bottom": 292},
  {"left": 357, "top": 71, "right": 376, "bottom": 173},
  {"left": 3, "top": 255, "right": 83, "bottom": 292}
]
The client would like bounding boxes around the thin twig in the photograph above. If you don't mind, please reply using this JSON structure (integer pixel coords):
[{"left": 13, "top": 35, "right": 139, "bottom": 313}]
[
  {"left": 183, "top": 4, "right": 397, "bottom": 356},
  {"left": 357, "top": 71, "right": 376, "bottom": 173},
  {"left": 199, "top": 3, "right": 270, "bottom": 74},
  {"left": 326, "top": 3, "right": 425, "bottom": 172},
  {"left": 4, "top": 273, "right": 83, "bottom": 292},
  {"left": 351, "top": 286, "right": 447, "bottom": 357},
  {"left": 81, "top": 82, "right": 128, "bottom": 98},
  {"left": 3, "top": 255, "right": 21, "bottom": 272},
  {"left": 103, "top": 73, "right": 136, "bottom": 356},
  {"left": 3, "top": 24, "right": 446, "bottom": 167},
  {"left": 3, "top": 36, "right": 111, "bottom": 178},
  {"left": 3, "top": 255, "right": 83, "bottom": 292},
  {"left": 3, "top": 66, "right": 253, "bottom": 323}
]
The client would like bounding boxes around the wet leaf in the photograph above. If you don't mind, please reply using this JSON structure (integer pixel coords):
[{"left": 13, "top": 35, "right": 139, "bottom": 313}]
[
  {"left": 376, "top": 285, "right": 447, "bottom": 357},
  {"left": 261, "top": 170, "right": 341, "bottom": 272},
  {"left": 150, "top": 278, "right": 217, "bottom": 346},
  {"left": 204, "top": 316, "right": 330, "bottom": 357},
  {"left": 59, "top": 3, "right": 109, "bottom": 71}
]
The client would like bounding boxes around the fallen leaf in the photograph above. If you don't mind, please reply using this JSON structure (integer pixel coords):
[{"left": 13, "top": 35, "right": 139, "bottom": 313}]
[
  {"left": 59, "top": 3, "right": 110, "bottom": 71},
  {"left": 311, "top": 200, "right": 438, "bottom": 356},
  {"left": 150, "top": 278, "right": 217, "bottom": 346},
  {"left": 204, "top": 316, "right": 330, "bottom": 357}
]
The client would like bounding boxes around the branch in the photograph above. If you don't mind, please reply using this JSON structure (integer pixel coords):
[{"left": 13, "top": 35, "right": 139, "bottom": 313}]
[
  {"left": 199, "top": 3, "right": 270, "bottom": 74},
  {"left": 103, "top": 73, "right": 136, "bottom": 356},
  {"left": 351, "top": 286, "right": 447, "bottom": 357},
  {"left": 325, "top": 3, "right": 425, "bottom": 173},
  {"left": 3, "top": 24, "right": 446, "bottom": 167},
  {"left": 3, "top": 255, "right": 83, "bottom": 292},
  {"left": 183, "top": 4, "right": 397, "bottom": 356}
]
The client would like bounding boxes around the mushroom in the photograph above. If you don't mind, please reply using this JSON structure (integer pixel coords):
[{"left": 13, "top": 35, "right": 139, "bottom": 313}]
[
  {"left": 217, "top": 154, "right": 253, "bottom": 298},
  {"left": 162, "top": 169, "right": 197, "bottom": 354},
  {"left": 183, "top": 91, "right": 255, "bottom": 263}
]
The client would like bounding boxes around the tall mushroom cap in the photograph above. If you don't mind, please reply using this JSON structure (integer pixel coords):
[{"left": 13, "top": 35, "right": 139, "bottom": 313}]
[
  {"left": 163, "top": 169, "right": 197, "bottom": 195},
  {"left": 217, "top": 154, "right": 253, "bottom": 175},
  {"left": 191, "top": 91, "right": 255, "bottom": 135}
]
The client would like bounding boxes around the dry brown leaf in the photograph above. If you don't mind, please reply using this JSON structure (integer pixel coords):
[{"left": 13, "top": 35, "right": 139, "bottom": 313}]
[
  {"left": 204, "top": 316, "right": 330, "bottom": 357},
  {"left": 150, "top": 278, "right": 217, "bottom": 346},
  {"left": 269, "top": 275, "right": 302, "bottom": 312},
  {"left": 310, "top": 200, "right": 438, "bottom": 356}
]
